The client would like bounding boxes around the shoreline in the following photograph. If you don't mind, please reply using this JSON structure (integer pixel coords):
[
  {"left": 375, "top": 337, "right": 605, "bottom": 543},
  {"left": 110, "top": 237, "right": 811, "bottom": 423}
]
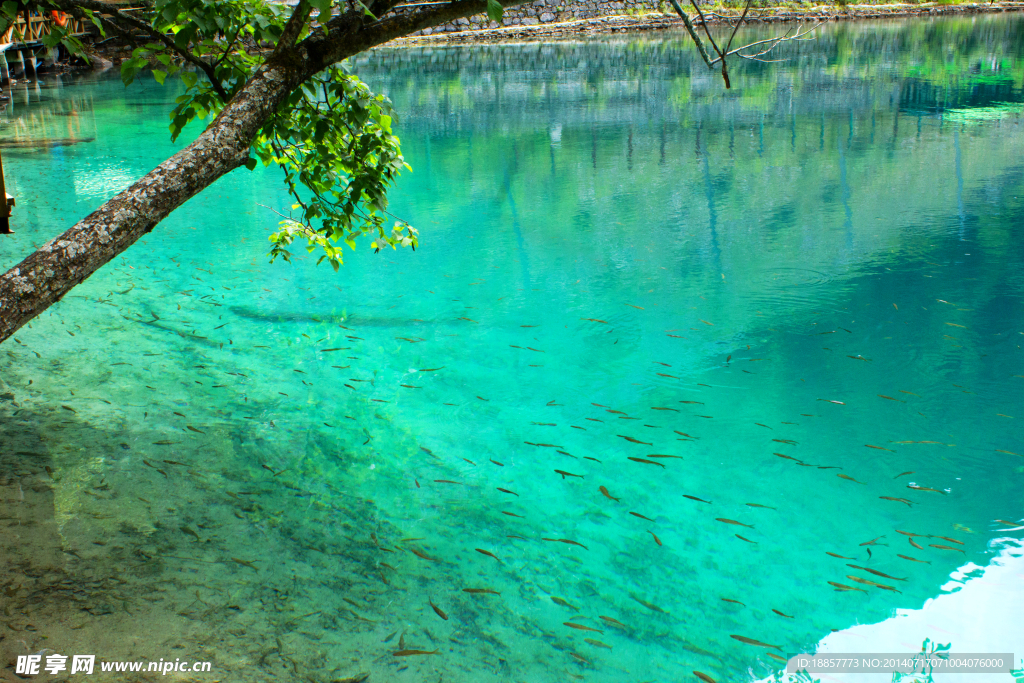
[{"left": 388, "top": 1, "right": 1024, "bottom": 44}]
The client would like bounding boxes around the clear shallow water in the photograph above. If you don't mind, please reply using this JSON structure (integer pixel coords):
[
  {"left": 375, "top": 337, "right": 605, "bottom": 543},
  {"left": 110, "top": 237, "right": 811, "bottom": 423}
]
[{"left": 1, "top": 16, "right": 1023, "bottom": 682}]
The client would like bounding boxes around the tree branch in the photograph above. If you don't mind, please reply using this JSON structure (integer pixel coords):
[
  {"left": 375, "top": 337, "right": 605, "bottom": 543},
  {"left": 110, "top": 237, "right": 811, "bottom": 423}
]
[
  {"left": 271, "top": 0, "right": 313, "bottom": 60},
  {"left": 54, "top": 0, "right": 228, "bottom": 100},
  {"left": 667, "top": 0, "right": 714, "bottom": 68}
]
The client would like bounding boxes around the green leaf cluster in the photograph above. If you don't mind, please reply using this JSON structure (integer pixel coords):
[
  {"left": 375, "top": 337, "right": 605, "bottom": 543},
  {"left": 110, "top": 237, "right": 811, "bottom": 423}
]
[
  {"left": 108, "top": 0, "right": 416, "bottom": 266},
  {"left": 117, "top": 0, "right": 289, "bottom": 140},
  {"left": 254, "top": 65, "right": 416, "bottom": 270}
]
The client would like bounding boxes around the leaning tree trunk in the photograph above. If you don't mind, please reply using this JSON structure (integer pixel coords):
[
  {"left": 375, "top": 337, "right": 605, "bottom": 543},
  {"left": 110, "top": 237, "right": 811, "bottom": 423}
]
[{"left": 0, "top": 61, "right": 306, "bottom": 344}]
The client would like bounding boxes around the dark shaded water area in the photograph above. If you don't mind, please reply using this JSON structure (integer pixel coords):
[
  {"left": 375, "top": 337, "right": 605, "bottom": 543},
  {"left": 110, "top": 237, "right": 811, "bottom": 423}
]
[{"left": 1, "top": 15, "right": 1023, "bottom": 683}]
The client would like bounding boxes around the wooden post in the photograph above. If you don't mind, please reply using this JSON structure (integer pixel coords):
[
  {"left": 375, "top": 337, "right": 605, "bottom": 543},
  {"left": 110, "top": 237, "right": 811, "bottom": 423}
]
[{"left": 0, "top": 148, "right": 14, "bottom": 234}]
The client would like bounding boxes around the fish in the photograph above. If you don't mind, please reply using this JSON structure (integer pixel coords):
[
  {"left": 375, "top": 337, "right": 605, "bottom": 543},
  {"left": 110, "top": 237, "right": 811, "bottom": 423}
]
[
  {"left": 929, "top": 544, "right": 965, "bottom": 554},
  {"left": 859, "top": 536, "right": 887, "bottom": 546},
  {"left": 996, "top": 519, "right": 1021, "bottom": 526},
  {"left": 878, "top": 395, "right": 903, "bottom": 402},
  {"left": 407, "top": 548, "right": 440, "bottom": 562},
  {"left": 552, "top": 597, "right": 578, "bottom": 610},
  {"left": 501, "top": 511, "right": 524, "bottom": 518},
  {"left": 599, "top": 486, "right": 620, "bottom": 502},
  {"left": 599, "top": 615, "right": 627, "bottom": 629},
  {"left": 180, "top": 526, "right": 201, "bottom": 541},
  {"left": 694, "top": 672, "right": 717, "bottom": 683},
  {"left": 570, "top": 653, "right": 589, "bottom": 664},
  {"left": 651, "top": 407, "right": 679, "bottom": 412},
  {"left": 475, "top": 548, "right": 501, "bottom": 561},
  {"left": 826, "top": 552, "right": 855, "bottom": 559},
  {"left": 683, "top": 495, "right": 712, "bottom": 504},
  {"left": 657, "top": 373, "right": 679, "bottom": 379},
  {"left": 817, "top": 399, "right": 845, "bottom": 405},
  {"left": 393, "top": 649, "right": 439, "bottom": 656},
  {"left": 584, "top": 638, "right": 613, "bottom": 650},
  {"left": 907, "top": 484, "right": 946, "bottom": 494},
  {"left": 897, "top": 555, "right": 930, "bottom": 564},
  {"left": 674, "top": 431, "right": 700, "bottom": 439},
  {"left": 649, "top": 531, "right": 662, "bottom": 546},
  {"left": 772, "top": 609, "right": 794, "bottom": 619},
  {"left": 429, "top": 598, "right": 448, "bottom": 620},
  {"left": 542, "top": 538, "right": 588, "bottom": 550},
  {"left": 628, "top": 457, "right": 665, "bottom": 468},
  {"left": 716, "top": 518, "right": 753, "bottom": 528},
  {"left": 931, "top": 536, "right": 963, "bottom": 544},
  {"left": 497, "top": 488, "right": 519, "bottom": 496},
  {"left": 865, "top": 444, "right": 893, "bottom": 451},
  {"left": 525, "top": 442, "right": 561, "bottom": 448},
  {"left": 774, "top": 453, "right": 803, "bottom": 462},
  {"left": 564, "top": 622, "right": 603, "bottom": 634},
  {"left": 996, "top": 449, "right": 1021, "bottom": 456},
  {"left": 894, "top": 471, "right": 915, "bottom": 478},
  {"left": 645, "top": 454, "right": 684, "bottom": 460},
  {"left": 895, "top": 529, "right": 927, "bottom": 537},
  {"left": 231, "top": 557, "right": 258, "bottom": 570},
  {"left": 828, "top": 581, "right": 867, "bottom": 593},
  {"left": 772, "top": 439, "right": 797, "bottom": 445},
  {"left": 909, "top": 538, "right": 923, "bottom": 549},
  {"left": 880, "top": 497, "right": 913, "bottom": 506},
  {"left": 555, "top": 470, "right": 584, "bottom": 479},
  {"left": 767, "top": 653, "right": 788, "bottom": 663},
  {"left": 746, "top": 503, "right": 776, "bottom": 510},
  {"left": 721, "top": 598, "right": 745, "bottom": 606},
  {"left": 463, "top": 588, "right": 501, "bottom": 595},
  {"left": 838, "top": 474, "right": 865, "bottom": 484},
  {"left": 735, "top": 535, "right": 757, "bottom": 543},
  {"left": 630, "top": 595, "right": 668, "bottom": 614},
  {"left": 630, "top": 512, "right": 655, "bottom": 522},
  {"left": 847, "top": 565, "right": 907, "bottom": 581},
  {"left": 846, "top": 575, "right": 901, "bottom": 593},
  {"left": 730, "top": 635, "right": 781, "bottom": 650},
  {"left": 581, "top": 318, "right": 608, "bottom": 323},
  {"left": 618, "top": 435, "right": 653, "bottom": 445},
  {"left": 434, "top": 480, "right": 462, "bottom": 485}
]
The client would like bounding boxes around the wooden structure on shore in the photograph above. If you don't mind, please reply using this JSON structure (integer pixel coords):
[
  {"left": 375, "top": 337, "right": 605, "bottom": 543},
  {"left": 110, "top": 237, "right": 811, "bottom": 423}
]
[{"left": 0, "top": 11, "right": 92, "bottom": 82}]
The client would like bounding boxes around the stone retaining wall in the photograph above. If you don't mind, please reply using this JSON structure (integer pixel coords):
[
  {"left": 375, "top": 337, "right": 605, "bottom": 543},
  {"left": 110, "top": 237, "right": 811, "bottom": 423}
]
[
  {"left": 405, "top": 1, "right": 1024, "bottom": 38},
  {"left": 408, "top": 0, "right": 665, "bottom": 35}
]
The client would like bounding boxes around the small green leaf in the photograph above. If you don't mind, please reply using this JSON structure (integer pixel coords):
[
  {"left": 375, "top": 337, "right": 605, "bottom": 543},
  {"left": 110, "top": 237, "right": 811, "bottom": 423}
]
[
  {"left": 152, "top": 69, "right": 167, "bottom": 85},
  {"left": 244, "top": 157, "right": 257, "bottom": 171},
  {"left": 487, "top": 0, "right": 503, "bottom": 22},
  {"left": 310, "top": 0, "right": 332, "bottom": 18}
]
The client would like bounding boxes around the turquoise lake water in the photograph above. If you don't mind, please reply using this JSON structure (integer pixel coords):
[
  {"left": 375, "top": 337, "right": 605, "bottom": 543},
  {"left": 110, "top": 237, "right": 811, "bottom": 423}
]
[{"left": 1, "top": 16, "right": 1023, "bottom": 683}]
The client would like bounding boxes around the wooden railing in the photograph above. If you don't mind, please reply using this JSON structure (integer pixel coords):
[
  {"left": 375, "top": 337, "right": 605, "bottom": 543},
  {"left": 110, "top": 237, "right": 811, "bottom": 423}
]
[{"left": 1, "top": 12, "right": 90, "bottom": 46}]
